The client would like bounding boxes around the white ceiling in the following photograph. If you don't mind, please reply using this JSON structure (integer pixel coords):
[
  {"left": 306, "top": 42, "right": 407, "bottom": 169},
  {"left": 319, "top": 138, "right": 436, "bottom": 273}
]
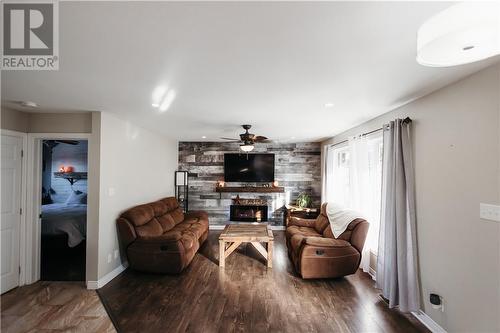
[{"left": 2, "top": 1, "right": 498, "bottom": 142}]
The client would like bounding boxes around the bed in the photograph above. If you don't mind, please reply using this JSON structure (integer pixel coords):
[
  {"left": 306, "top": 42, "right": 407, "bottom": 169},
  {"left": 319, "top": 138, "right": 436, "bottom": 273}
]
[{"left": 41, "top": 203, "right": 87, "bottom": 248}]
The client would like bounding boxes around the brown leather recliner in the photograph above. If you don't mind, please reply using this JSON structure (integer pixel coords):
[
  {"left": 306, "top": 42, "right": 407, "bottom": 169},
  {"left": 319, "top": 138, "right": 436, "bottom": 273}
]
[
  {"left": 117, "top": 197, "right": 209, "bottom": 274},
  {"left": 286, "top": 203, "right": 369, "bottom": 279}
]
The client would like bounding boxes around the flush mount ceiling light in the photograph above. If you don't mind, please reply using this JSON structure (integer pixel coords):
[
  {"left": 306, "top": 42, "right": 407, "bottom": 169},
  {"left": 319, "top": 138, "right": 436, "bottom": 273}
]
[
  {"left": 417, "top": 2, "right": 500, "bottom": 67},
  {"left": 240, "top": 144, "right": 254, "bottom": 152}
]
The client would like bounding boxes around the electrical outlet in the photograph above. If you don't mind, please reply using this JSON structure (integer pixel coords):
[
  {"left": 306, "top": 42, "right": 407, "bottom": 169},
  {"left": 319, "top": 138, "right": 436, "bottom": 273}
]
[
  {"left": 480, "top": 203, "right": 500, "bottom": 222},
  {"left": 114, "top": 249, "right": 119, "bottom": 259},
  {"left": 107, "top": 253, "right": 112, "bottom": 263}
]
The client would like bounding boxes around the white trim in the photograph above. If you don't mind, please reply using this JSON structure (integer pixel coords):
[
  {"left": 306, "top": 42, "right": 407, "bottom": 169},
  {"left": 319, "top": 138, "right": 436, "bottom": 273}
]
[
  {"left": 209, "top": 225, "right": 226, "bottom": 230},
  {"left": 411, "top": 310, "right": 447, "bottom": 333},
  {"left": 1, "top": 130, "right": 28, "bottom": 287},
  {"left": 26, "top": 133, "right": 91, "bottom": 284},
  {"left": 209, "top": 225, "right": 286, "bottom": 231},
  {"left": 368, "top": 267, "right": 376, "bottom": 281},
  {"left": 87, "top": 262, "right": 128, "bottom": 290},
  {"left": 270, "top": 226, "right": 286, "bottom": 231}
]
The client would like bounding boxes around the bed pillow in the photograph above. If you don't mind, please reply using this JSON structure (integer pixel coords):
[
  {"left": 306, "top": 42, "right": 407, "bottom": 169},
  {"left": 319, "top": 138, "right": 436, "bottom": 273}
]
[{"left": 66, "top": 190, "right": 87, "bottom": 205}]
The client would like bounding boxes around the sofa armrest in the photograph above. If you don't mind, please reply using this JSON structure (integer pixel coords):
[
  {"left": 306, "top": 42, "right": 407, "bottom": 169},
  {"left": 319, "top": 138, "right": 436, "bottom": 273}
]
[
  {"left": 132, "top": 232, "right": 183, "bottom": 252},
  {"left": 304, "top": 237, "right": 350, "bottom": 248},
  {"left": 289, "top": 216, "right": 316, "bottom": 228},
  {"left": 349, "top": 220, "right": 369, "bottom": 253},
  {"left": 184, "top": 210, "right": 208, "bottom": 221},
  {"left": 117, "top": 218, "right": 137, "bottom": 248}
]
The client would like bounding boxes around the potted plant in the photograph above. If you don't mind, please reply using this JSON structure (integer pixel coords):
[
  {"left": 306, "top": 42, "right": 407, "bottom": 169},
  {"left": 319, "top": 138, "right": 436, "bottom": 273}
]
[{"left": 296, "top": 193, "right": 312, "bottom": 208}]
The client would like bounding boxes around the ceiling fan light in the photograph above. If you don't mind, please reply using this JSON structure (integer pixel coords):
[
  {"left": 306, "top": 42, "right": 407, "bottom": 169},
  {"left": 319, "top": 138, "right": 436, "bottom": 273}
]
[
  {"left": 416, "top": 2, "right": 500, "bottom": 67},
  {"left": 240, "top": 144, "right": 254, "bottom": 152}
]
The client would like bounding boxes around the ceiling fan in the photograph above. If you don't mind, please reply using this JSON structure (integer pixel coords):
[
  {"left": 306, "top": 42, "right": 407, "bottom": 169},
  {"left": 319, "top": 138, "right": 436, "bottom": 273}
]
[{"left": 221, "top": 125, "right": 269, "bottom": 152}]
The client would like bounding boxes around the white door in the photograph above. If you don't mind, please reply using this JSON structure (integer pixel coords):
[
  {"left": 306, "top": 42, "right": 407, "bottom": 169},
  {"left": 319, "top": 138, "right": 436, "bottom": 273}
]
[{"left": 1, "top": 134, "right": 23, "bottom": 293}]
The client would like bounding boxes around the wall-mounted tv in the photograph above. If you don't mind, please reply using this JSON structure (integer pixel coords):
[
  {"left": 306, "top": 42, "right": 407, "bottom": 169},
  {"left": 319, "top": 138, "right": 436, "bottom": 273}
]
[{"left": 224, "top": 153, "right": 275, "bottom": 182}]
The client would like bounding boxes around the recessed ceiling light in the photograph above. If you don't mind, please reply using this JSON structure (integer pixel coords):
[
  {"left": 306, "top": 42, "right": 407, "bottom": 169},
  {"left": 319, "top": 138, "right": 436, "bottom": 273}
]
[
  {"left": 324, "top": 103, "right": 334, "bottom": 108},
  {"left": 19, "top": 101, "right": 38, "bottom": 108},
  {"left": 202, "top": 136, "right": 207, "bottom": 139}
]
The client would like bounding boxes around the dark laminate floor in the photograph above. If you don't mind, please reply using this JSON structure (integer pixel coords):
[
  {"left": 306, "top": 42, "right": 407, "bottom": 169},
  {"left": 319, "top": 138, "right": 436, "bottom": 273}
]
[{"left": 98, "top": 231, "right": 429, "bottom": 333}]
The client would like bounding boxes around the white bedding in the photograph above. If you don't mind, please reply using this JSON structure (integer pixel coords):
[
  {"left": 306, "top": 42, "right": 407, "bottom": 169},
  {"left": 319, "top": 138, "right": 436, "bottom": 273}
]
[{"left": 41, "top": 203, "right": 87, "bottom": 247}]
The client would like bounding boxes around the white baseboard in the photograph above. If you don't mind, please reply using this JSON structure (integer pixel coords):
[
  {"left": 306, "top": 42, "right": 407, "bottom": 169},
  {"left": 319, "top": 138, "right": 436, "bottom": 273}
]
[
  {"left": 86, "top": 280, "right": 99, "bottom": 290},
  {"left": 209, "top": 225, "right": 286, "bottom": 231},
  {"left": 270, "top": 226, "right": 286, "bottom": 231},
  {"left": 411, "top": 310, "right": 447, "bottom": 333},
  {"left": 87, "top": 262, "right": 128, "bottom": 290},
  {"left": 209, "top": 225, "right": 226, "bottom": 230}
]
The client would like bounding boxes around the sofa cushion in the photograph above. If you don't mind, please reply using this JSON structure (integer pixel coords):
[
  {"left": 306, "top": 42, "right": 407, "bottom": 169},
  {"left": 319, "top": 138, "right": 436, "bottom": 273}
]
[
  {"left": 170, "top": 207, "right": 185, "bottom": 225},
  {"left": 180, "top": 232, "right": 197, "bottom": 250},
  {"left": 172, "top": 220, "right": 206, "bottom": 240},
  {"left": 135, "top": 218, "right": 163, "bottom": 238},
  {"left": 286, "top": 226, "right": 321, "bottom": 241},
  {"left": 157, "top": 214, "right": 176, "bottom": 232},
  {"left": 304, "top": 237, "right": 350, "bottom": 247},
  {"left": 322, "top": 218, "right": 365, "bottom": 241},
  {"left": 290, "top": 234, "right": 307, "bottom": 255},
  {"left": 121, "top": 204, "right": 155, "bottom": 227},
  {"left": 314, "top": 214, "right": 330, "bottom": 234},
  {"left": 150, "top": 200, "right": 168, "bottom": 217},
  {"left": 161, "top": 197, "right": 180, "bottom": 211}
]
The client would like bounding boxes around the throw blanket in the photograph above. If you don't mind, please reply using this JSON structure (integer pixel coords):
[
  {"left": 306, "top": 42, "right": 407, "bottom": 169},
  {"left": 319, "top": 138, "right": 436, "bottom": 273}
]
[{"left": 326, "top": 203, "right": 365, "bottom": 238}]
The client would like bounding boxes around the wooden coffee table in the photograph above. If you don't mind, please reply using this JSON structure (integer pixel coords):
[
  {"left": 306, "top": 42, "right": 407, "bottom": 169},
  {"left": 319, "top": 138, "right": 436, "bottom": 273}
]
[{"left": 219, "top": 224, "right": 274, "bottom": 268}]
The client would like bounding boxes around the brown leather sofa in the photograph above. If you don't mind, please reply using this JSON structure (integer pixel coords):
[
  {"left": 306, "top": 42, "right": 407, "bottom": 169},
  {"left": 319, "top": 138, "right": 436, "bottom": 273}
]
[
  {"left": 117, "top": 197, "right": 209, "bottom": 274},
  {"left": 286, "top": 203, "right": 369, "bottom": 279}
]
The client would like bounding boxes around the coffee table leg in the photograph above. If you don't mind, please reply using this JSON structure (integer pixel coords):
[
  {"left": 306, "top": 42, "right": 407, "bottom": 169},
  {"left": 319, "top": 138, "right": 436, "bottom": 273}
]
[
  {"left": 267, "top": 240, "right": 273, "bottom": 268},
  {"left": 219, "top": 240, "right": 225, "bottom": 267}
]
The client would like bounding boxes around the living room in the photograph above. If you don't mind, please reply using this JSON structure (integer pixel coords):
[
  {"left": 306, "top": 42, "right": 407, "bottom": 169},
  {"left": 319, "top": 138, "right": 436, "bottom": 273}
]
[{"left": 1, "top": 1, "right": 500, "bottom": 333}]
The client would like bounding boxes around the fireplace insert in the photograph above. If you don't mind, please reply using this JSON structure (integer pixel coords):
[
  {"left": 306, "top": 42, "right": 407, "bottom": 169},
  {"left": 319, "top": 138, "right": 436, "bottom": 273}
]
[{"left": 230, "top": 205, "right": 268, "bottom": 222}]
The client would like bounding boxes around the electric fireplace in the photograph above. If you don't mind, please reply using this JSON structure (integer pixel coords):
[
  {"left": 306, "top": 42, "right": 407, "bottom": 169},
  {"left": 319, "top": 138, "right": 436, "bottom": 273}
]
[{"left": 230, "top": 205, "right": 268, "bottom": 222}]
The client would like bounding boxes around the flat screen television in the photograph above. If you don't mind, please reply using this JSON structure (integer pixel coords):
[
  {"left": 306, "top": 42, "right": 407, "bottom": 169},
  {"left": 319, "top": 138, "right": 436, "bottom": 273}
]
[{"left": 224, "top": 153, "right": 275, "bottom": 182}]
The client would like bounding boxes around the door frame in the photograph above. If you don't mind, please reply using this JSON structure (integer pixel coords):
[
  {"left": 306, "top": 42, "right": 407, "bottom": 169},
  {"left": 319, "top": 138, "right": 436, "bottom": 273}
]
[
  {"left": 26, "top": 133, "right": 90, "bottom": 284},
  {"left": 1, "top": 129, "right": 28, "bottom": 289}
]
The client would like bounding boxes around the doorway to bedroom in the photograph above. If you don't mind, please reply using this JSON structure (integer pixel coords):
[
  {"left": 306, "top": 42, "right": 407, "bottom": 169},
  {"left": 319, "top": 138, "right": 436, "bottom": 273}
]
[{"left": 40, "top": 139, "right": 88, "bottom": 281}]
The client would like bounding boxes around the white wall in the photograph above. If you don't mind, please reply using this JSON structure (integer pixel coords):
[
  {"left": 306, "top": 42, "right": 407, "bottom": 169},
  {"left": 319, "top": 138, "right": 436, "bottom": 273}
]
[
  {"left": 322, "top": 64, "right": 500, "bottom": 332},
  {"left": 97, "top": 112, "right": 178, "bottom": 279}
]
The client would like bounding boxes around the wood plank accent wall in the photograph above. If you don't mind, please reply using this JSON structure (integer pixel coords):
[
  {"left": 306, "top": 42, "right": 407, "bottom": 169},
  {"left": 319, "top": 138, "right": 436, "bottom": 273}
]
[{"left": 178, "top": 142, "right": 321, "bottom": 226}]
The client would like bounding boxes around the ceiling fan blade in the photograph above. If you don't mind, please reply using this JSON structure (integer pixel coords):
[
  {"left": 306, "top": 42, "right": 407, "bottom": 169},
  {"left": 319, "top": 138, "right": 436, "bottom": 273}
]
[
  {"left": 56, "top": 140, "right": 79, "bottom": 145},
  {"left": 254, "top": 136, "right": 268, "bottom": 142},
  {"left": 220, "top": 137, "right": 240, "bottom": 141}
]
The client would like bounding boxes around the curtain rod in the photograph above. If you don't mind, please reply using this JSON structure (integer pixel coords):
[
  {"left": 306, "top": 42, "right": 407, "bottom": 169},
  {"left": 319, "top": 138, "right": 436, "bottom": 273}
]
[{"left": 328, "top": 117, "right": 412, "bottom": 148}]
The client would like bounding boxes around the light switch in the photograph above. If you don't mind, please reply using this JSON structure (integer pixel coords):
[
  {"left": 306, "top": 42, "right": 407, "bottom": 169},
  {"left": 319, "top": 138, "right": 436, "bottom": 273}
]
[{"left": 480, "top": 203, "right": 500, "bottom": 222}]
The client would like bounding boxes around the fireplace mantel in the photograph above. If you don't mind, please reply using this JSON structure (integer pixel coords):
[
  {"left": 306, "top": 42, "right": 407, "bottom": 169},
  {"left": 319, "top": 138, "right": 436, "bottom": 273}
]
[{"left": 215, "top": 186, "right": 284, "bottom": 193}]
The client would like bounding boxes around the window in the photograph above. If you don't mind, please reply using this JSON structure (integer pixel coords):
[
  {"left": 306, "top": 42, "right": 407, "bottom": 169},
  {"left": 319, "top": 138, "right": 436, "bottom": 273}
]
[{"left": 325, "top": 133, "right": 383, "bottom": 272}]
